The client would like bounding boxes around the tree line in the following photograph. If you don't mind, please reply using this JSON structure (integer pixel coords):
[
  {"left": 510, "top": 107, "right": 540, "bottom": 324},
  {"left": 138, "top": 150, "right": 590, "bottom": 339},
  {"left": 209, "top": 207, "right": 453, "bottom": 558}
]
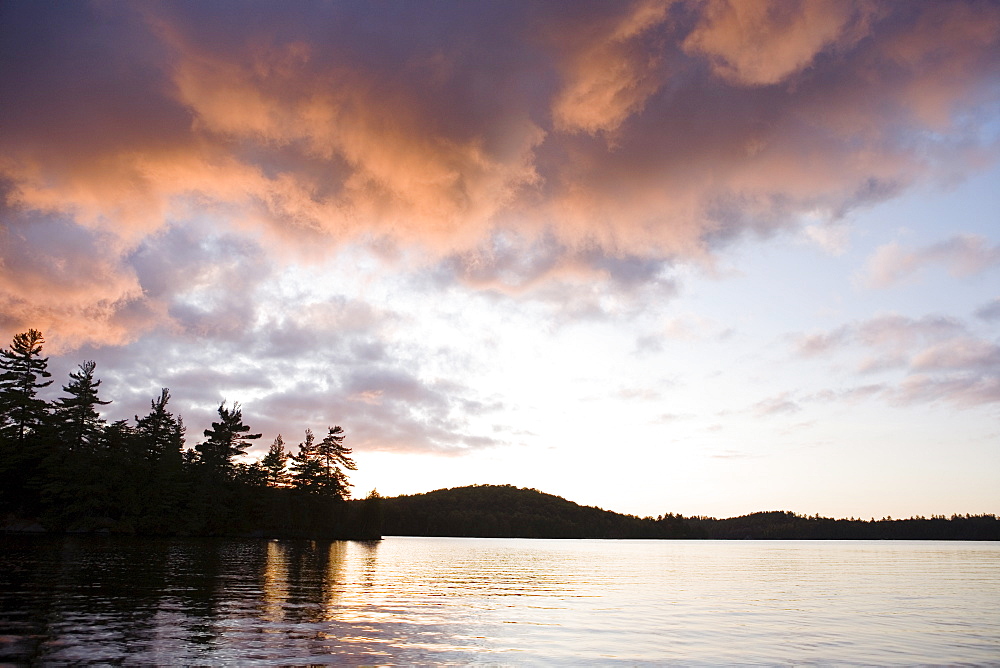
[
  {"left": 0, "top": 329, "right": 381, "bottom": 539},
  {"left": 382, "top": 485, "right": 1000, "bottom": 540}
]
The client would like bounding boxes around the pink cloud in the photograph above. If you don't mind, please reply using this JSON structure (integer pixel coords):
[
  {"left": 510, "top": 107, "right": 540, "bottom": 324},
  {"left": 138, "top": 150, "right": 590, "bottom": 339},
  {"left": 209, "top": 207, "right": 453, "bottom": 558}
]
[
  {"left": 793, "top": 312, "right": 1000, "bottom": 407},
  {"left": 863, "top": 235, "right": 1000, "bottom": 288},
  {"left": 795, "top": 326, "right": 851, "bottom": 357},
  {"left": 911, "top": 338, "right": 1000, "bottom": 372},
  {"left": 892, "top": 374, "right": 1000, "bottom": 408}
]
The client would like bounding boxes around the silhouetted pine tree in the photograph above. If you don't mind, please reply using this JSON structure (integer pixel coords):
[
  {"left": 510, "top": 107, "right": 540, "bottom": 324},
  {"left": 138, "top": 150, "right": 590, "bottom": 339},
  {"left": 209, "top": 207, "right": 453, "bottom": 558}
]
[
  {"left": 39, "top": 361, "right": 117, "bottom": 529},
  {"left": 195, "top": 402, "right": 261, "bottom": 474},
  {"left": 316, "top": 426, "right": 356, "bottom": 500},
  {"left": 134, "top": 390, "right": 184, "bottom": 460},
  {"left": 290, "top": 428, "right": 321, "bottom": 494},
  {"left": 129, "top": 389, "right": 187, "bottom": 532},
  {"left": 52, "top": 361, "right": 110, "bottom": 452},
  {"left": 0, "top": 329, "right": 52, "bottom": 446},
  {"left": 261, "top": 434, "right": 289, "bottom": 487},
  {"left": 0, "top": 330, "right": 53, "bottom": 517},
  {"left": 188, "top": 402, "right": 261, "bottom": 534}
]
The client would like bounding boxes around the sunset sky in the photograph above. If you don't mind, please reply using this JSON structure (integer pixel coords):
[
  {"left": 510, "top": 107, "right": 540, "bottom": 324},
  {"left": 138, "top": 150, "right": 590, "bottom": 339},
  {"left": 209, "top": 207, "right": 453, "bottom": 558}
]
[{"left": 1, "top": 0, "right": 998, "bottom": 519}]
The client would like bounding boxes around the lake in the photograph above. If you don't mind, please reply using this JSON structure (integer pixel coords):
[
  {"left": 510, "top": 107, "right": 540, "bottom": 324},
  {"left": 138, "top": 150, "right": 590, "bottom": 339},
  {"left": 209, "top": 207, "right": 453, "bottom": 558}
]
[{"left": 1, "top": 535, "right": 997, "bottom": 665}]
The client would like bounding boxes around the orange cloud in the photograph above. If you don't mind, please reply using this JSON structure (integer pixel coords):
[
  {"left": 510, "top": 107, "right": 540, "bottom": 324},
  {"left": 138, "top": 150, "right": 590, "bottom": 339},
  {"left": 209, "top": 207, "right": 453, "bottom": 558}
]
[
  {"left": 683, "top": 0, "right": 872, "bottom": 86},
  {"left": 1, "top": 1, "right": 998, "bottom": 349},
  {"left": 161, "top": 21, "right": 546, "bottom": 252},
  {"left": 550, "top": 0, "right": 673, "bottom": 135},
  {"left": 0, "top": 218, "right": 154, "bottom": 352}
]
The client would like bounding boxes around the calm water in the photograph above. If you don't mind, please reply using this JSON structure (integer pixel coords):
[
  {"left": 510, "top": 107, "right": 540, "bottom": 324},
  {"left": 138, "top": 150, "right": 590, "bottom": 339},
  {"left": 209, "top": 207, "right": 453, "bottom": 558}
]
[{"left": 1, "top": 536, "right": 998, "bottom": 665}]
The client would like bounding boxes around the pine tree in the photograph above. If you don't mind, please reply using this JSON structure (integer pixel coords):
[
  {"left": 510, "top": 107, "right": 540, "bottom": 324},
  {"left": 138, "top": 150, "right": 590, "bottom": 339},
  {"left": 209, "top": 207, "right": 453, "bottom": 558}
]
[
  {"left": 260, "top": 434, "right": 289, "bottom": 487},
  {"left": 196, "top": 402, "right": 261, "bottom": 473},
  {"left": 316, "top": 425, "right": 356, "bottom": 499},
  {"left": 134, "top": 389, "right": 183, "bottom": 461},
  {"left": 52, "top": 361, "right": 110, "bottom": 451},
  {"left": 0, "top": 329, "right": 53, "bottom": 445},
  {"left": 129, "top": 389, "right": 187, "bottom": 532},
  {"left": 290, "top": 428, "right": 322, "bottom": 494}
]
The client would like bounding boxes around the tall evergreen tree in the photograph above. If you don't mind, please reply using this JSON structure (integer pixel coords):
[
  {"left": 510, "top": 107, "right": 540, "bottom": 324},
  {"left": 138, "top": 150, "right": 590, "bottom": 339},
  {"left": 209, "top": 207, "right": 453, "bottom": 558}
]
[
  {"left": 134, "top": 389, "right": 183, "bottom": 461},
  {"left": 0, "top": 329, "right": 53, "bottom": 445},
  {"left": 261, "top": 434, "right": 289, "bottom": 487},
  {"left": 52, "top": 361, "right": 110, "bottom": 451},
  {"left": 290, "top": 428, "right": 322, "bottom": 493},
  {"left": 316, "top": 425, "right": 356, "bottom": 499},
  {"left": 196, "top": 402, "right": 261, "bottom": 473},
  {"left": 129, "top": 389, "right": 187, "bottom": 532}
]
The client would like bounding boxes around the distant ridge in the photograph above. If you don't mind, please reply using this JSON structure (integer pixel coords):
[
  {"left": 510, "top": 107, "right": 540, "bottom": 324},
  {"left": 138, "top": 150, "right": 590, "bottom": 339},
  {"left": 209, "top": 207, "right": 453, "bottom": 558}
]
[
  {"left": 381, "top": 484, "right": 686, "bottom": 539},
  {"left": 380, "top": 485, "right": 1000, "bottom": 540}
]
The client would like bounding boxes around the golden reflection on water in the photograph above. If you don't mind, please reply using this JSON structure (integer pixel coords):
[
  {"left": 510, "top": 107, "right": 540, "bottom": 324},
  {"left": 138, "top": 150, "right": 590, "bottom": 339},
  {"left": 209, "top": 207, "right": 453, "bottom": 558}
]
[
  {"left": 261, "top": 540, "right": 289, "bottom": 622},
  {"left": 322, "top": 540, "right": 346, "bottom": 620}
]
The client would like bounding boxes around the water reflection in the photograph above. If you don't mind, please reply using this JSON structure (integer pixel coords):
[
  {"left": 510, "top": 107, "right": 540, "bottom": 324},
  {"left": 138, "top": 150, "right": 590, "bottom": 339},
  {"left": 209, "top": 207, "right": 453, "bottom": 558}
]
[
  {"left": 261, "top": 540, "right": 288, "bottom": 622},
  {"left": 1, "top": 535, "right": 998, "bottom": 665}
]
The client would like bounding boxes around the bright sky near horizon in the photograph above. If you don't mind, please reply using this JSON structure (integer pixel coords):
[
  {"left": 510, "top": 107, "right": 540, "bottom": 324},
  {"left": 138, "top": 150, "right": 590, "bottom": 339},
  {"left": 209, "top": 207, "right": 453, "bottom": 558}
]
[{"left": 1, "top": 1, "right": 998, "bottom": 519}]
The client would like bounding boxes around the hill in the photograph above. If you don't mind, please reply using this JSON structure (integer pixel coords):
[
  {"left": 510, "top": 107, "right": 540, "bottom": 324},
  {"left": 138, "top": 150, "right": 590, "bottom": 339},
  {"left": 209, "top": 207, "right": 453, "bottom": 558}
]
[
  {"left": 379, "top": 485, "right": 1000, "bottom": 540},
  {"left": 380, "top": 485, "right": 692, "bottom": 539}
]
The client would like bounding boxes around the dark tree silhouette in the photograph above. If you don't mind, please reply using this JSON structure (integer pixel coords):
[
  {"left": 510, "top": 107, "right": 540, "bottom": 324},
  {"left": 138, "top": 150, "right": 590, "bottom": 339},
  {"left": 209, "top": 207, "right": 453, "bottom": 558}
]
[
  {"left": 316, "top": 425, "right": 356, "bottom": 499},
  {"left": 195, "top": 402, "right": 261, "bottom": 473},
  {"left": 52, "top": 361, "right": 110, "bottom": 451},
  {"left": 134, "top": 389, "right": 184, "bottom": 461},
  {"left": 261, "top": 434, "right": 289, "bottom": 487},
  {"left": 0, "top": 327, "right": 375, "bottom": 537},
  {"left": 124, "top": 389, "right": 188, "bottom": 532},
  {"left": 290, "top": 428, "right": 322, "bottom": 494},
  {"left": 0, "top": 329, "right": 53, "bottom": 445}
]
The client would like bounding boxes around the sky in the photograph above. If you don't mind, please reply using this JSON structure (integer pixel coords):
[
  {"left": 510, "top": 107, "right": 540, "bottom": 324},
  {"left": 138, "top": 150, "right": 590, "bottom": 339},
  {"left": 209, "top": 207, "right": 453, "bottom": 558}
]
[{"left": 1, "top": 0, "right": 998, "bottom": 520}]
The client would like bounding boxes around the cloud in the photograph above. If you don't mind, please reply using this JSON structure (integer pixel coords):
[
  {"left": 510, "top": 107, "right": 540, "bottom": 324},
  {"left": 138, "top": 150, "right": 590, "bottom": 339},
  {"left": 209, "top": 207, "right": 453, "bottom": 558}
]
[
  {"left": 793, "top": 312, "right": 1000, "bottom": 407},
  {"left": 910, "top": 338, "right": 1000, "bottom": 372},
  {"left": 1, "top": 1, "right": 998, "bottom": 350},
  {"left": 863, "top": 235, "right": 1000, "bottom": 288},
  {"left": 753, "top": 392, "right": 802, "bottom": 416},
  {"left": 250, "top": 369, "right": 507, "bottom": 456},
  {"left": 549, "top": 0, "right": 671, "bottom": 135},
  {"left": 891, "top": 374, "right": 1000, "bottom": 408},
  {"left": 795, "top": 314, "right": 964, "bottom": 359},
  {"left": 830, "top": 384, "right": 886, "bottom": 403},
  {"left": 426, "top": 233, "right": 679, "bottom": 326},
  {"left": 432, "top": 232, "right": 672, "bottom": 295},
  {"left": 0, "top": 207, "right": 153, "bottom": 352},
  {"left": 0, "top": 0, "right": 998, "bottom": 447},
  {"left": 53, "top": 291, "right": 508, "bottom": 457},
  {"left": 856, "top": 314, "right": 966, "bottom": 349},
  {"left": 803, "top": 223, "right": 851, "bottom": 256},
  {"left": 683, "top": 0, "right": 872, "bottom": 86},
  {"left": 975, "top": 298, "right": 1000, "bottom": 322},
  {"left": 795, "top": 326, "right": 851, "bottom": 357}
]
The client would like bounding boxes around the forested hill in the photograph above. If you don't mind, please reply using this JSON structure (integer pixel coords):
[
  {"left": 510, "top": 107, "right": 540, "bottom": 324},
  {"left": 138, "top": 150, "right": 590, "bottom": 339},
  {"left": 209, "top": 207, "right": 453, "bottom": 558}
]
[
  {"left": 381, "top": 485, "right": 677, "bottom": 538},
  {"left": 381, "top": 485, "right": 1000, "bottom": 540}
]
